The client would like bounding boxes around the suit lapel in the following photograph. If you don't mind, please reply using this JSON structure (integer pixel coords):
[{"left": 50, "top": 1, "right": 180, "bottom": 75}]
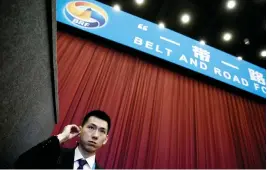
[
  {"left": 58, "top": 148, "right": 75, "bottom": 169},
  {"left": 95, "top": 161, "right": 102, "bottom": 169}
]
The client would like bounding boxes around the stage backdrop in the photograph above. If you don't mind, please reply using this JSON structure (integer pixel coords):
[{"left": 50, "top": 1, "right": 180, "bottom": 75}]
[{"left": 52, "top": 31, "right": 265, "bottom": 169}]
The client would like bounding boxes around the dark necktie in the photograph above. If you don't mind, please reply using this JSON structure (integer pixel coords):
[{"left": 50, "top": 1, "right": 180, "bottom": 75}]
[{"left": 78, "top": 159, "right": 87, "bottom": 170}]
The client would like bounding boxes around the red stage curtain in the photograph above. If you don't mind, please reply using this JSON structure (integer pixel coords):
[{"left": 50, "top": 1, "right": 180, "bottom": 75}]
[{"left": 52, "top": 31, "right": 265, "bottom": 169}]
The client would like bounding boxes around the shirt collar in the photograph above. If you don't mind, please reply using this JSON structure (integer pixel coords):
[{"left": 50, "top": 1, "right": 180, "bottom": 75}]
[{"left": 74, "top": 147, "right": 96, "bottom": 169}]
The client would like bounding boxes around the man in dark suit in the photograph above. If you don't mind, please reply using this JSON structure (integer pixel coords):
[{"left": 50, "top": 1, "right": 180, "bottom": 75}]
[{"left": 14, "top": 110, "right": 111, "bottom": 169}]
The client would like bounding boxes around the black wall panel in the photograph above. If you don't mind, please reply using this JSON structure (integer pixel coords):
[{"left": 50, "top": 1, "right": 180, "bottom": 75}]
[{"left": 0, "top": 0, "right": 58, "bottom": 168}]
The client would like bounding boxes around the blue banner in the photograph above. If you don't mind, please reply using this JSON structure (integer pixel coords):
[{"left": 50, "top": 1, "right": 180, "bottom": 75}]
[{"left": 56, "top": 0, "right": 266, "bottom": 98}]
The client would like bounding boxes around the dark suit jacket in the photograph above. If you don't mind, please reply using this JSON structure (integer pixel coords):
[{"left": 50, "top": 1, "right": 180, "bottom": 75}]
[{"left": 14, "top": 136, "right": 102, "bottom": 169}]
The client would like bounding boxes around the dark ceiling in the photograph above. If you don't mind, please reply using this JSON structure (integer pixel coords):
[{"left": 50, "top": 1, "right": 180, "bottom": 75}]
[{"left": 97, "top": 0, "right": 266, "bottom": 69}]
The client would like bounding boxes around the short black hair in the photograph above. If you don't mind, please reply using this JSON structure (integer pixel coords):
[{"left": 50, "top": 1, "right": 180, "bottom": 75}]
[{"left": 82, "top": 110, "right": 111, "bottom": 133}]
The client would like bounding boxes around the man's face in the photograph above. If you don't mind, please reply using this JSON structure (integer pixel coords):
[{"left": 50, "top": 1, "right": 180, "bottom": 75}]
[{"left": 79, "top": 116, "right": 108, "bottom": 153}]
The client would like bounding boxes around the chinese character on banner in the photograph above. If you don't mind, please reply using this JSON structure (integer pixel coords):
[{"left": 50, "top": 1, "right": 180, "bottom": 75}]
[
  {"left": 248, "top": 68, "right": 266, "bottom": 85},
  {"left": 192, "top": 46, "right": 210, "bottom": 62}
]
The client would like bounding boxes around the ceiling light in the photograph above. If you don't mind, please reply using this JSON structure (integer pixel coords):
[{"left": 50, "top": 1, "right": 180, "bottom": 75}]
[
  {"left": 135, "top": 0, "right": 144, "bottom": 5},
  {"left": 237, "top": 56, "right": 242, "bottom": 60},
  {"left": 158, "top": 22, "right": 165, "bottom": 29},
  {"left": 181, "top": 14, "right": 190, "bottom": 24},
  {"left": 227, "top": 0, "right": 236, "bottom": 9},
  {"left": 113, "top": 4, "right": 121, "bottom": 11},
  {"left": 200, "top": 40, "right": 206, "bottom": 45},
  {"left": 223, "top": 32, "right": 232, "bottom": 41},
  {"left": 244, "top": 38, "right": 250, "bottom": 45},
  {"left": 260, "top": 50, "right": 266, "bottom": 57}
]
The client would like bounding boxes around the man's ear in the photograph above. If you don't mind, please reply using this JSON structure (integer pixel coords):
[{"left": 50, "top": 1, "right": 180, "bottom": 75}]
[{"left": 103, "top": 135, "right": 108, "bottom": 145}]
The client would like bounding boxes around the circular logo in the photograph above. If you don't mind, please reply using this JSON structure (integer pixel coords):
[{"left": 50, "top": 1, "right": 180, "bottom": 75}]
[{"left": 64, "top": 1, "right": 108, "bottom": 29}]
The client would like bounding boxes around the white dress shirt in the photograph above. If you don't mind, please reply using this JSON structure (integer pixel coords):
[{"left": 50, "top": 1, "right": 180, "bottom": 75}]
[{"left": 73, "top": 147, "right": 96, "bottom": 170}]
